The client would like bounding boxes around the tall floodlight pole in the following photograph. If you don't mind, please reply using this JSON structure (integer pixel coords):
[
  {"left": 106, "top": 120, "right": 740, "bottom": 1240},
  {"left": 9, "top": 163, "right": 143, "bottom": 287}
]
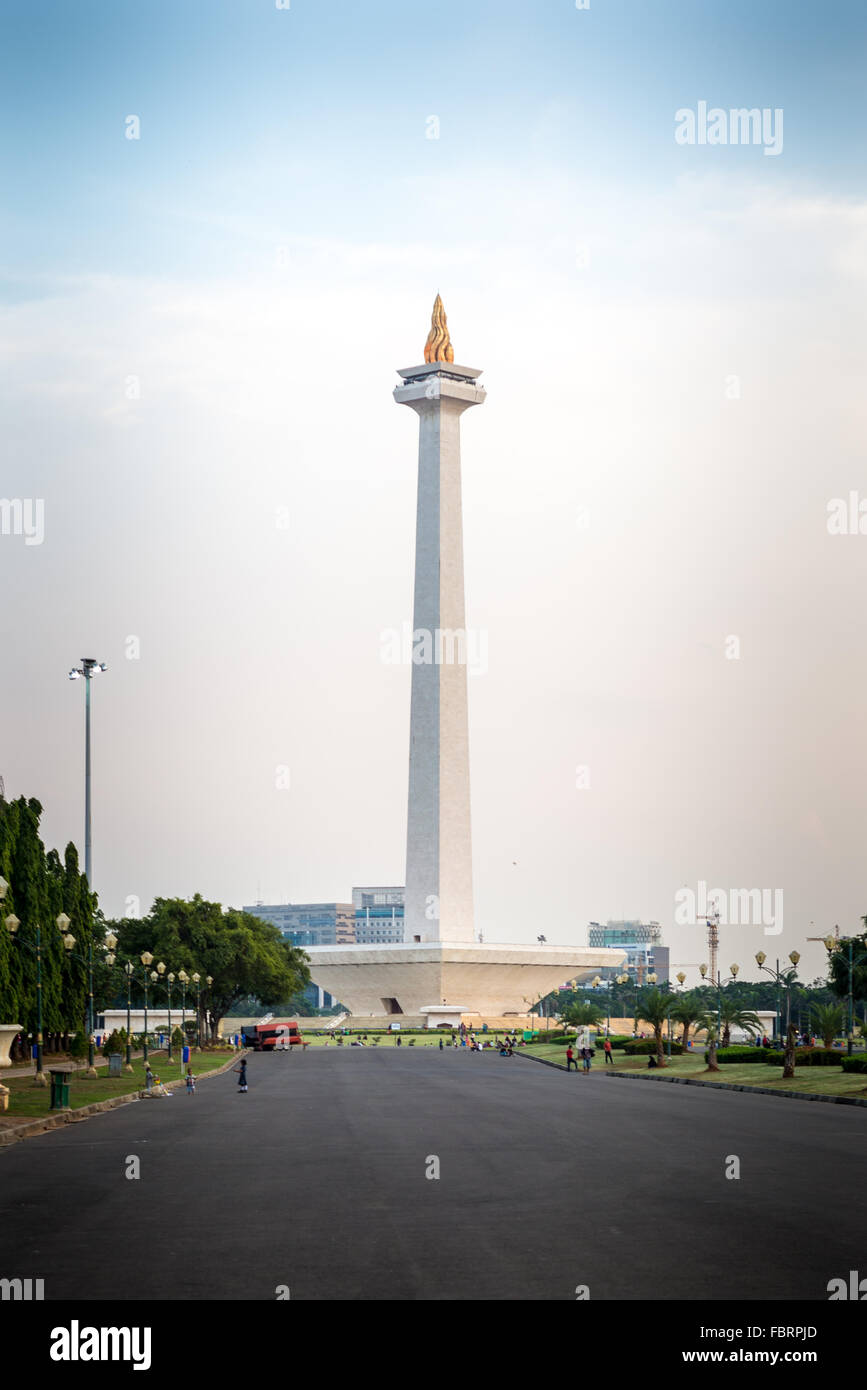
[
  {"left": 394, "top": 296, "right": 485, "bottom": 947},
  {"left": 68, "top": 659, "right": 107, "bottom": 886}
]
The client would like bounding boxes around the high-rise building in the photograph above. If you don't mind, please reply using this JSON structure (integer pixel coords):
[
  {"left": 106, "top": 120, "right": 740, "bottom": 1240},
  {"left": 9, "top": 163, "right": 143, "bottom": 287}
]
[
  {"left": 588, "top": 921, "right": 669, "bottom": 985},
  {"left": 244, "top": 902, "right": 356, "bottom": 948},
  {"left": 352, "top": 886, "right": 405, "bottom": 944}
]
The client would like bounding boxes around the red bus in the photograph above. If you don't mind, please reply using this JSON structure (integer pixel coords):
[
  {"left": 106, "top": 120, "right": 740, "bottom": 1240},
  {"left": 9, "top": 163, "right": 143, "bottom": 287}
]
[{"left": 242, "top": 1021, "right": 304, "bottom": 1050}]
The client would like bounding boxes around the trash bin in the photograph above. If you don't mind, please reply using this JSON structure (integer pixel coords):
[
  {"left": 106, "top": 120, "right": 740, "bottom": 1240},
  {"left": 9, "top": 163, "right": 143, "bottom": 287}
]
[
  {"left": 49, "top": 1069, "right": 71, "bottom": 1110},
  {"left": 108, "top": 1053, "right": 122, "bottom": 1078}
]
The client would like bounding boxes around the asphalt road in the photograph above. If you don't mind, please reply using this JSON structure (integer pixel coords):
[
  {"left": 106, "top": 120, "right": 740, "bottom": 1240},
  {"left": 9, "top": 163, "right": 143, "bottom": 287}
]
[{"left": 1, "top": 1049, "right": 864, "bottom": 1301}]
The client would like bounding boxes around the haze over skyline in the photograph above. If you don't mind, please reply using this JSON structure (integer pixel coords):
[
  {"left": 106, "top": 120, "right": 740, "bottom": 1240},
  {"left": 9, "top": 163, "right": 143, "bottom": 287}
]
[{"left": 2, "top": 0, "right": 867, "bottom": 985}]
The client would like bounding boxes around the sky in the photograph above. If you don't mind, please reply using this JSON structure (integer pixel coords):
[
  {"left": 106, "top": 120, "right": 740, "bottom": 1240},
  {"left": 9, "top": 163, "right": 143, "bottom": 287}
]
[{"left": 1, "top": 0, "right": 866, "bottom": 986}]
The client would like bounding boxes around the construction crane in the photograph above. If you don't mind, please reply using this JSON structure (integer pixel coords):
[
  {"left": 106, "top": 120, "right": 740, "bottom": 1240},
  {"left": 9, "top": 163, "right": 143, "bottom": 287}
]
[{"left": 806, "top": 922, "right": 840, "bottom": 948}]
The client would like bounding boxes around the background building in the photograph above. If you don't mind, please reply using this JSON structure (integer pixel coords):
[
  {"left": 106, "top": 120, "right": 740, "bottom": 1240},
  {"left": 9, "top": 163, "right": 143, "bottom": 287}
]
[
  {"left": 588, "top": 921, "right": 669, "bottom": 986},
  {"left": 352, "top": 886, "right": 405, "bottom": 944},
  {"left": 244, "top": 901, "right": 356, "bottom": 948}
]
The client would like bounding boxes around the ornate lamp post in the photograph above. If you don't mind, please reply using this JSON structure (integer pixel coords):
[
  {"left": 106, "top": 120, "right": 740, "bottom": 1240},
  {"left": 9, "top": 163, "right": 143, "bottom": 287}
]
[
  {"left": 699, "top": 961, "right": 740, "bottom": 1045},
  {"left": 152, "top": 962, "right": 172, "bottom": 1058},
  {"left": 122, "top": 960, "right": 135, "bottom": 1069},
  {"left": 823, "top": 934, "right": 867, "bottom": 1056},
  {"left": 615, "top": 972, "right": 634, "bottom": 1031},
  {"left": 754, "top": 951, "right": 800, "bottom": 1045},
  {"left": 206, "top": 976, "right": 213, "bottom": 1044},
  {"left": 4, "top": 910, "right": 47, "bottom": 1085},
  {"left": 192, "top": 973, "right": 202, "bottom": 1049},
  {"left": 140, "top": 951, "right": 154, "bottom": 1062},
  {"left": 56, "top": 911, "right": 111, "bottom": 1078},
  {"left": 178, "top": 970, "right": 189, "bottom": 1045}
]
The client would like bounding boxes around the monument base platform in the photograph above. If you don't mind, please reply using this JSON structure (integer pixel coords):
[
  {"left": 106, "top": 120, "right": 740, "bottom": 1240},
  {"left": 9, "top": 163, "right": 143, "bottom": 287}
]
[{"left": 304, "top": 940, "right": 625, "bottom": 1021}]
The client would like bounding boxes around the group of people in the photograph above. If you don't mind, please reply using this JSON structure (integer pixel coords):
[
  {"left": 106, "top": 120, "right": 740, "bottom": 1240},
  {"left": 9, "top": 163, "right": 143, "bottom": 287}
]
[
  {"left": 564, "top": 1043, "right": 595, "bottom": 1073},
  {"left": 142, "top": 1063, "right": 198, "bottom": 1096}
]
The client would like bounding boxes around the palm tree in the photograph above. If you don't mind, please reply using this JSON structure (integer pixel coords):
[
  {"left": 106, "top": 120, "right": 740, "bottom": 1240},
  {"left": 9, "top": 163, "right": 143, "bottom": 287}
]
[
  {"left": 696, "top": 1011, "right": 721, "bottom": 1072},
  {"left": 810, "top": 1002, "right": 845, "bottom": 1050},
  {"left": 717, "top": 1000, "right": 762, "bottom": 1048},
  {"left": 562, "top": 1001, "right": 605, "bottom": 1030},
  {"left": 636, "top": 988, "right": 674, "bottom": 1067},
  {"left": 670, "top": 994, "right": 705, "bottom": 1051}
]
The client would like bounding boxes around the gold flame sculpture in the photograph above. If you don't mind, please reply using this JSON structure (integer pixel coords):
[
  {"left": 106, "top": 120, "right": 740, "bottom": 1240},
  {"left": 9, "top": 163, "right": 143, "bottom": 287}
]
[{"left": 424, "top": 294, "right": 454, "bottom": 363}]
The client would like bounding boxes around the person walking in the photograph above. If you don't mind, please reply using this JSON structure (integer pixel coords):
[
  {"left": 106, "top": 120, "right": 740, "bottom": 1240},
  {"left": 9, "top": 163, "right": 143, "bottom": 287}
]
[
  {"left": 582, "top": 1046, "right": 592, "bottom": 1074},
  {"left": 565, "top": 1044, "right": 578, "bottom": 1073},
  {"left": 604, "top": 1038, "right": 613, "bottom": 1066},
  {"left": 234, "top": 1058, "right": 248, "bottom": 1093},
  {"left": 438, "top": 1036, "right": 444, "bottom": 1050},
  {"left": 185, "top": 1066, "right": 196, "bottom": 1094}
]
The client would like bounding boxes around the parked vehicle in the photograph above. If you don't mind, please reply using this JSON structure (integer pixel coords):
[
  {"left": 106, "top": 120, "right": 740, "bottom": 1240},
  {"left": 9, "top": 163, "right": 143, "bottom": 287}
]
[{"left": 241, "top": 1021, "right": 304, "bottom": 1051}]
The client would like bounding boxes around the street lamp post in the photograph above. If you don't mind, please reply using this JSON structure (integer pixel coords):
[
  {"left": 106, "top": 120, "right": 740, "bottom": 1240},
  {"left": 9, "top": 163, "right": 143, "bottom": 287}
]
[
  {"left": 755, "top": 951, "right": 800, "bottom": 1045},
  {"left": 178, "top": 970, "right": 189, "bottom": 1047},
  {"left": 153, "top": 963, "right": 171, "bottom": 1058},
  {"left": 166, "top": 971, "right": 175, "bottom": 1059},
  {"left": 140, "top": 951, "right": 154, "bottom": 1062},
  {"left": 67, "top": 659, "right": 107, "bottom": 887},
  {"left": 123, "top": 961, "right": 134, "bottom": 1070},
  {"left": 192, "top": 974, "right": 201, "bottom": 1049},
  {"left": 57, "top": 911, "right": 114, "bottom": 1078},
  {"left": 699, "top": 961, "right": 741, "bottom": 1045},
  {"left": 205, "top": 976, "right": 213, "bottom": 1045}
]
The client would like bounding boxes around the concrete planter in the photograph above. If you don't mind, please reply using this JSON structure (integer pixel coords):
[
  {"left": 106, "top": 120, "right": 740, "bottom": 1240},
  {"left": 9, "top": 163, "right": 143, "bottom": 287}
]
[{"left": 0, "top": 1025, "right": 22, "bottom": 1069}]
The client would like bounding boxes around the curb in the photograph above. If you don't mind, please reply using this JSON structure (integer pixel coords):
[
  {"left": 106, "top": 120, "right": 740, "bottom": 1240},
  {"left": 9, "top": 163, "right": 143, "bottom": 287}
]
[
  {"left": 0, "top": 1051, "right": 247, "bottom": 1147},
  {"left": 515, "top": 1050, "right": 582, "bottom": 1073},
  {"left": 604, "top": 1069, "right": 867, "bottom": 1107}
]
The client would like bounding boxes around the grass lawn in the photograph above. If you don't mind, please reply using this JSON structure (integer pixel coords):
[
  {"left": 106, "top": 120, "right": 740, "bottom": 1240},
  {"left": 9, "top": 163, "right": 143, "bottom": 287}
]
[
  {"left": 1, "top": 1049, "right": 237, "bottom": 1120},
  {"left": 523, "top": 1044, "right": 867, "bottom": 1098}
]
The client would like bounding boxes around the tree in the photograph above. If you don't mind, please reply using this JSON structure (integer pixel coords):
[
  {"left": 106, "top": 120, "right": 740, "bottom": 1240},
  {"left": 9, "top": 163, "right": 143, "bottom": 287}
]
[
  {"left": 0, "top": 796, "right": 96, "bottom": 1040},
  {"left": 697, "top": 1012, "right": 720, "bottom": 1072},
  {"left": 636, "top": 988, "right": 673, "bottom": 1068},
  {"left": 670, "top": 994, "right": 704, "bottom": 1050},
  {"left": 827, "top": 932, "right": 867, "bottom": 1016},
  {"left": 562, "top": 1001, "right": 605, "bottom": 1030},
  {"left": 717, "top": 1000, "right": 762, "bottom": 1048},
  {"left": 810, "top": 1002, "right": 845, "bottom": 1050},
  {"left": 111, "top": 895, "right": 310, "bottom": 1042}
]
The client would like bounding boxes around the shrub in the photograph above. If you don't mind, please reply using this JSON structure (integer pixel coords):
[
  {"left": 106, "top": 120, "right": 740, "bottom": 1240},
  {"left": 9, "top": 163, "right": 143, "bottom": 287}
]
[
  {"left": 716, "top": 1047, "right": 769, "bottom": 1064},
  {"left": 763, "top": 1048, "right": 842, "bottom": 1067},
  {"left": 101, "top": 1029, "right": 126, "bottom": 1058},
  {"left": 68, "top": 1029, "right": 90, "bottom": 1060},
  {"left": 841, "top": 1055, "right": 867, "bottom": 1074},
  {"left": 622, "top": 1040, "right": 683, "bottom": 1056}
]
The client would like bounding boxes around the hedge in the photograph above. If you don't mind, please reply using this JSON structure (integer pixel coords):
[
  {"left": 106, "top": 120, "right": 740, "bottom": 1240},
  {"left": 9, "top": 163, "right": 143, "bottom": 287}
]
[
  {"left": 716, "top": 1048, "right": 769, "bottom": 1064},
  {"left": 622, "top": 1039, "right": 683, "bottom": 1056},
  {"left": 763, "top": 1048, "right": 842, "bottom": 1067},
  {"left": 841, "top": 1055, "right": 867, "bottom": 1074}
]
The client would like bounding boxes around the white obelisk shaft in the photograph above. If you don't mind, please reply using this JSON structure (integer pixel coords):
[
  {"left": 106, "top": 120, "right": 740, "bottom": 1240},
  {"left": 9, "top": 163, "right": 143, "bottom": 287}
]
[{"left": 394, "top": 362, "right": 485, "bottom": 945}]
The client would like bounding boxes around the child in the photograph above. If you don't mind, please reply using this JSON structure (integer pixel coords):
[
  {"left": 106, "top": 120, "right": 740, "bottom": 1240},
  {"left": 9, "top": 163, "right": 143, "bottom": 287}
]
[
  {"left": 185, "top": 1067, "right": 196, "bottom": 1094},
  {"left": 234, "top": 1058, "right": 248, "bottom": 1093}
]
